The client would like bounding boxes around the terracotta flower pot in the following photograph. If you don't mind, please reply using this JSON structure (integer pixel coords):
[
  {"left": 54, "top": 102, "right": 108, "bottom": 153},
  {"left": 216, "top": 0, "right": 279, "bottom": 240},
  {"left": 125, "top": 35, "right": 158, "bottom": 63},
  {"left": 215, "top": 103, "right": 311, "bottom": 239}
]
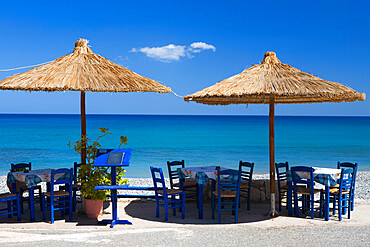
[{"left": 85, "top": 198, "right": 103, "bottom": 218}]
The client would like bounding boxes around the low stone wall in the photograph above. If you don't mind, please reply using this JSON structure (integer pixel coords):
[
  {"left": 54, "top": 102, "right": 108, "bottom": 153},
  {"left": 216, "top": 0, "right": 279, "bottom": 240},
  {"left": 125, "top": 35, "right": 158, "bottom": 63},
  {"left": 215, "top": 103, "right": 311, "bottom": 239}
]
[
  {"left": 202, "top": 179, "right": 282, "bottom": 203},
  {"left": 250, "top": 180, "right": 281, "bottom": 202}
]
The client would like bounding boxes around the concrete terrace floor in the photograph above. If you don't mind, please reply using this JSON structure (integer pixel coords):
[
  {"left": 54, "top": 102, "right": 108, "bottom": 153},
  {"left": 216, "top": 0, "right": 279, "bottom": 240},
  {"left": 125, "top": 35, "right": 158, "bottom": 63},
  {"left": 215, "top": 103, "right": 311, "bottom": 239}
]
[{"left": 0, "top": 200, "right": 369, "bottom": 246}]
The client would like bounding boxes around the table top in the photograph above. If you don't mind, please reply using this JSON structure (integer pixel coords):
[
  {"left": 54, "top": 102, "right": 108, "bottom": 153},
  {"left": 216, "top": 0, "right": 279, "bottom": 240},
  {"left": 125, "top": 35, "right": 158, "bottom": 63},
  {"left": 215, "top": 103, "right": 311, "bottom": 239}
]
[
  {"left": 290, "top": 167, "right": 342, "bottom": 187},
  {"left": 7, "top": 168, "right": 70, "bottom": 188},
  {"left": 179, "top": 166, "right": 237, "bottom": 185},
  {"left": 93, "top": 148, "right": 132, "bottom": 167}
]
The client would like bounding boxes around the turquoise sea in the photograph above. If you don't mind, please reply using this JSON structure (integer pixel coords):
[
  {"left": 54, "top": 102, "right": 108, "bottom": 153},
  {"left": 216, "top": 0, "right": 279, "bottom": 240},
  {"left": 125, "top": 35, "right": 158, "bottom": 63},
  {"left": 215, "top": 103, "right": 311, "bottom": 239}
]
[{"left": 0, "top": 114, "right": 369, "bottom": 177}]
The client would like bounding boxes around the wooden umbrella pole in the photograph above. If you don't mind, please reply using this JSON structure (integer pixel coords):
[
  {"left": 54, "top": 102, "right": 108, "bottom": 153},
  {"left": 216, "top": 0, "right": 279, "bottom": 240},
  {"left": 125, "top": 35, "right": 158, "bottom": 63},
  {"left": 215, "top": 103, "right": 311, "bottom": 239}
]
[
  {"left": 269, "top": 97, "right": 278, "bottom": 217},
  {"left": 80, "top": 91, "right": 87, "bottom": 166}
]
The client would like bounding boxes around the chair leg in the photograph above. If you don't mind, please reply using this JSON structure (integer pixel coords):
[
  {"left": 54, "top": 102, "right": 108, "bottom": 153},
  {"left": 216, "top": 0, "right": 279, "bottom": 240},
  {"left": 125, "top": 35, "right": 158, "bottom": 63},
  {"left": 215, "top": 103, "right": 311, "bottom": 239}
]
[
  {"left": 247, "top": 190, "right": 251, "bottom": 211},
  {"left": 235, "top": 199, "right": 239, "bottom": 223},
  {"left": 20, "top": 195, "right": 24, "bottom": 215},
  {"left": 42, "top": 195, "right": 46, "bottom": 221},
  {"left": 351, "top": 194, "right": 354, "bottom": 211},
  {"left": 172, "top": 195, "right": 176, "bottom": 216},
  {"left": 218, "top": 198, "right": 221, "bottom": 223},
  {"left": 310, "top": 193, "right": 314, "bottom": 219},
  {"left": 348, "top": 198, "right": 351, "bottom": 219},
  {"left": 7, "top": 201, "right": 12, "bottom": 218},
  {"left": 294, "top": 191, "right": 299, "bottom": 217},
  {"left": 333, "top": 195, "right": 336, "bottom": 215},
  {"left": 164, "top": 198, "right": 168, "bottom": 221},
  {"left": 278, "top": 190, "right": 282, "bottom": 211},
  {"left": 211, "top": 194, "right": 215, "bottom": 220},
  {"left": 182, "top": 192, "right": 185, "bottom": 219},
  {"left": 69, "top": 195, "right": 73, "bottom": 221},
  {"left": 50, "top": 198, "right": 55, "bottom": 224},
  {"left": 61, "top": 199, "right": 65, "bottom": 218},
  {"left": 16, "top": 196, "right": 21, "bottom": 221},
  {"left": 338, "top": 196, "right": 342, "bottom": 221}
]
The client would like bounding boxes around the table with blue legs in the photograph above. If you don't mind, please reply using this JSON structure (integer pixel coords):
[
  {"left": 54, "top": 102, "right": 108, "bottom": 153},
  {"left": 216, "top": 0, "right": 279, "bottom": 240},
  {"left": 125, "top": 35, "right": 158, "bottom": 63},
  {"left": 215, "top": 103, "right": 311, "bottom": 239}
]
[
  {"left": 93, "top": 148, "right": 132, "bottom": 228},
  {"left": 7, "top": 168, "right": 69, "bottom": 222},
  {"left": 287, "top": 167, "right": 342, "bottom": 221},
  {"left": 178, "top": 166, "right": 238, "bottom": 219}
]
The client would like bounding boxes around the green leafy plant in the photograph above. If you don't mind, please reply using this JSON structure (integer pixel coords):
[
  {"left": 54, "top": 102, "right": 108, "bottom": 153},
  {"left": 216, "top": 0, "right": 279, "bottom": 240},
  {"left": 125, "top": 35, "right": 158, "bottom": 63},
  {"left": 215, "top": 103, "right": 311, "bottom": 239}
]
[{"left": 68, "top": 127, "right": 129, "bottom": 201}]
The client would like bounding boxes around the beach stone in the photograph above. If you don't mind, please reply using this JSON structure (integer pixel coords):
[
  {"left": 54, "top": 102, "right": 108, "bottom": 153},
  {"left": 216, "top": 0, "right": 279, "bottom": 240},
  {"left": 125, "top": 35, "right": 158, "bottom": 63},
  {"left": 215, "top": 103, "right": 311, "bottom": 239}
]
[
  {"left": 251, "top": 180, "right": 265, "bottom": 188},
  {"left": 260, "top": 191, "right": 266, "bottom": 201},
  {"left": 250, "top": 187, "right": 261, "bottom": 201}
]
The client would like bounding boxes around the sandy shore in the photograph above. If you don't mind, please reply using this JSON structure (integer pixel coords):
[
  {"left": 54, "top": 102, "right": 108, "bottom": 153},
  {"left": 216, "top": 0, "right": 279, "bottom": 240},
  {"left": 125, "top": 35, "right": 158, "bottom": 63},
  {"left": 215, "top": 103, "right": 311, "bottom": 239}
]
[{"left": 1, "top": 171, "right": 369, "bottom": 203}]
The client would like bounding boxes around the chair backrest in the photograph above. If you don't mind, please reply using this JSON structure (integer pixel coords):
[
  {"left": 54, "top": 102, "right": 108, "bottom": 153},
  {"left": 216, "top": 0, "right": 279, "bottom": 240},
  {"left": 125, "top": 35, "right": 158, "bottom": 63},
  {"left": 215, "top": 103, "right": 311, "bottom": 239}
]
[
  {"left": 291, "top": 166, "right": 315, "bottom": 188},
  {"left": 216, "top": 168, "right": 241, "bottom": 197},
  {"left": 167, "top": 160, "right": 185, "bottom": 189},
  {"left": 11, "top": 162, "right": 31, "bottom": 172},
  {"left": 150, "top": 166, "right": 167, "bottom": 196},
  {"left": 337, "top": 162, "right": 358, "bottom": 192},
  {"left": 73, "top": 162, "right": 81, "bottom": 184},
  {"left": 50, "top": 168, "right": 73, "bottom": 187},
  {"left": 339, "top": 168, "right": 353, "bottom": 193},
  {"left": 239, "top": 161, "right": 254, "bottom": 186},
  {"left": 276, "top": 162, "right": 289, "bottom": 184}
]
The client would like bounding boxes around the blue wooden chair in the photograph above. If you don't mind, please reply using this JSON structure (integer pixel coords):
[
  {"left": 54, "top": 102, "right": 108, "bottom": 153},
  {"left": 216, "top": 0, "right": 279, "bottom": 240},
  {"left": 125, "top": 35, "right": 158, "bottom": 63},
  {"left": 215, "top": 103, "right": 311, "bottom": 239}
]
[
  {"left": 150, "top": 166, "right": 186, "bottom": 221},
  {"left": 335, "top": 162, "right": 358, "bottom": 211},
  {"left": 239, "top": 161, "right": 254, "bottom": 210},
  {"left": 0, "top": 193, "right": 21, "bottom": 221},
  {"left": 291, "top": 166, "right": 323, "bottom": 219},
  {"left": 212, "top": 168, "right": 241, "bottom": 223},
  {"left": 276, "top": 162, "right": 294, "bottom": 211},
  {"left": 10, "top": 162, "right": 43, "bottom": 214},
  {"left": 42, "top": 168, "right": 73, "bottom": 223},
  {"left": 60, "top": 162, "right": 81, "bottom": 212},
  {"left": 330, "top": 169, "right": 353, "bottom": 221},
  {"left": 167, "top": 160, "right": 197, "bottom": 196}
]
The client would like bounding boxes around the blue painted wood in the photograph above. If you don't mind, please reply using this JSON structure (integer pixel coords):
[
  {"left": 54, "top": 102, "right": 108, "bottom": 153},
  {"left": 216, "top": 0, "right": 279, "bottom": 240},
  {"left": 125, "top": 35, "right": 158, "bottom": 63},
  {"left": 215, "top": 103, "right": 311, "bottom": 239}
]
[
  {"left": 291, "top": 166, "right": 323, "bottom": 219},
  {"left": 93, "top": 149, "right": 133, "bottom": 228},
  {"left": 239, "top": 161, "right": 254, "bottom": 211},
  {"left": 93, "top": 149, "right": 132, "bottom": 167},
  {"left": 211, "top": 168, "right": 241, "bottom": 223},
  {"left": 150, "top": 166, "right": 186, "bottom": 221},
  {"left": 337, "top": 162, "right": 358, "bottom": 212},
  {"left": 167, "top": 160, "right": 198, "bottom": 207},
  {"left": 42, "top": 168, "right": 73, "bottom": 224},
  {"left": 10, "top": 162, "right": 43, "bottom": 216},
  {"left": 276, "top": 162, "right": 289, "bottom": 211},
  {"left": 0, "top": 193, "right": 21, "bottom": 221},
  {"left": 330, "top": 169, "right": 353, "bottom": 221}
]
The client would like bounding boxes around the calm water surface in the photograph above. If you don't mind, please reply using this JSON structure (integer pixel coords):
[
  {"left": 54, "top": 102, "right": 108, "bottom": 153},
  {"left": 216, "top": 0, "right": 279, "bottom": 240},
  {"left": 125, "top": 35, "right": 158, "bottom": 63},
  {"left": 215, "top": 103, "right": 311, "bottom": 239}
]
[{"left": 0, "top": 114, "right": 369, "bottom": 177}]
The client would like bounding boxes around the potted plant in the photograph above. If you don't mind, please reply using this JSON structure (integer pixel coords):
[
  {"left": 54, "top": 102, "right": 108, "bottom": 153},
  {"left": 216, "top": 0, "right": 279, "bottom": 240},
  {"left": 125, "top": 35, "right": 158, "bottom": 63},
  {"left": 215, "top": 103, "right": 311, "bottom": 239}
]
[{"left": 69, "top": 127, "right": 129, "bottom": 218}]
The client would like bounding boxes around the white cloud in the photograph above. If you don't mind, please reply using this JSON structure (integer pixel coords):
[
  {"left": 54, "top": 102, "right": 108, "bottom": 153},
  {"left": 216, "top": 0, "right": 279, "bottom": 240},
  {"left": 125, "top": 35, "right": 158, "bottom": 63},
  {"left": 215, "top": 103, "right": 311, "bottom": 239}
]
[
  {"left": 130, "top": 42, "right": 216, "bottom": 62},
  {"left": 189, "top": 42, "right": 216, "bottom": 52}
]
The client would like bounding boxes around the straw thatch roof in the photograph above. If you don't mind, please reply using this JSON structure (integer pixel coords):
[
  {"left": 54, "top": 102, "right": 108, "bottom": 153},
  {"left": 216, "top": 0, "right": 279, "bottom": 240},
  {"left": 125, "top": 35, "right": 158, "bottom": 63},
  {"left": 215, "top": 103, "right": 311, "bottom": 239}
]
[
  {"left": 0, "top": 39, "right": 171, "bottom": 93},
  {"left": 184, "top": 52, "right": 365, "bottom": 105}
]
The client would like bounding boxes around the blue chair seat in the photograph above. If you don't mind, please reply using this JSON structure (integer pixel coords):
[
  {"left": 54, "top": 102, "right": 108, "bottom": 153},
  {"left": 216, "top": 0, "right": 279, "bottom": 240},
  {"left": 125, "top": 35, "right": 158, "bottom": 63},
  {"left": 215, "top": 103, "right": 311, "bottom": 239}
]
[
  {"left": 297, "top": 187, "right": 321, "bottom": 195},
  {"left": 212, "top": 190, "right": 237, "bottom": 198},
  {"left": 157, "top": 189, "right": 183, "bottom": 195},
  {"left": 44, "top": 191, "right": 70, "bottom": 197}
]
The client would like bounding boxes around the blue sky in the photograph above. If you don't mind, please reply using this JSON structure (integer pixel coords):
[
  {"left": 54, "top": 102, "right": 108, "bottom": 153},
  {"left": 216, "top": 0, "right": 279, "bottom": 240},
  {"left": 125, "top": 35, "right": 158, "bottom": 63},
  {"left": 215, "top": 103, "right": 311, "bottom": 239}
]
[{"left": 0, "top": 1, "right": 368, "bottom": 116}]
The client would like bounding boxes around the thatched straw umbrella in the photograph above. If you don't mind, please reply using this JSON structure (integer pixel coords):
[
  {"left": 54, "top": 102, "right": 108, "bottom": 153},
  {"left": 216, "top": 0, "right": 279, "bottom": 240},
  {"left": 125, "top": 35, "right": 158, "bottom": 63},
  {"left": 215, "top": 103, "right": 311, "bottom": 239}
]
[
  {"left": 184, "top": 51, "right": 365, "bottom": 217},
  {"left": 0, "top": 38, "right": 171, "bottom": 165}
]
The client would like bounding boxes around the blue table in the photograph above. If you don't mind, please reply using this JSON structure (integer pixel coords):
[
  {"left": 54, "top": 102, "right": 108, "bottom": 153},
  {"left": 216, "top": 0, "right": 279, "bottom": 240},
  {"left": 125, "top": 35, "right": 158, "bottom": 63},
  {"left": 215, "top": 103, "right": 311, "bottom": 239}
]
[
  {"left": 7, "top": 169, "right": 69, "bottom": 222},
  {"left": 93, "top": 148, "right": 132, "bottom": 228},
  {"left": 287, "top": 167, "right": 342, "bottom": 221}
]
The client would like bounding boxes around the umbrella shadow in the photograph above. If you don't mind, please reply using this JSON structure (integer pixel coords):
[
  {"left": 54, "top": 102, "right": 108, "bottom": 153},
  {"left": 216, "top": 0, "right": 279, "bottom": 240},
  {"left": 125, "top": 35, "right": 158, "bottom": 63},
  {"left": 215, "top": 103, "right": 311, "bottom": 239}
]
[{"left": 124, "top": 199, "right": 274, "bottom": 224}]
